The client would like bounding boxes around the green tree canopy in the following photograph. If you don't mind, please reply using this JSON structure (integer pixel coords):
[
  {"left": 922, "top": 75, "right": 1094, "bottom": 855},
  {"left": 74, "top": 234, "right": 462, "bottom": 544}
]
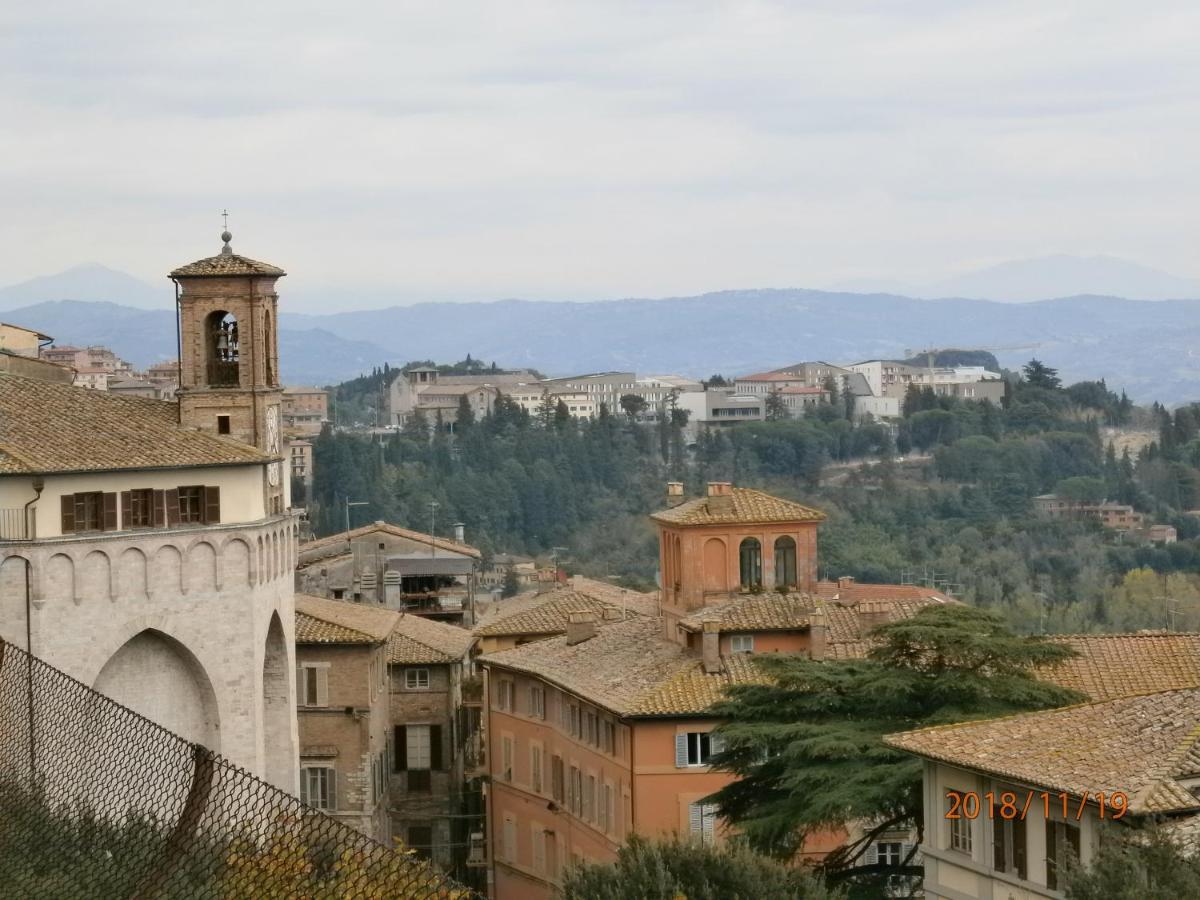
[
  {"left": 705, "top": 605, "right": 1082, "bottom": 893},
  {"left": 557, "top": 835, "right": 841, "bottom": 900},
  {"left": 1023, "top": 359, "right": 1062, "bottom": 390},
  {"left": 1063, "top": 825, "right": 1200, "bottom": 899}
]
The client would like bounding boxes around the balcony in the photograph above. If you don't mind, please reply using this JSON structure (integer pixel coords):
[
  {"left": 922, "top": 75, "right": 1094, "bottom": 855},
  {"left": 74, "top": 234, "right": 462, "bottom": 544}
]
[{"left": 0, "top": 508, "right": 34, "bottom": 541}]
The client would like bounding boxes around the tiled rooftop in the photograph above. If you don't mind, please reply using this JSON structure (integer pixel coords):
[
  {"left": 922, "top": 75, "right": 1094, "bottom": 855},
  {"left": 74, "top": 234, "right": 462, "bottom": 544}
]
[
  {"left": 1039, "top": 633, "right": 1200, "bottom": 701},
  {"left": 295, "top": 594, "right": 400, "bottom": 644},
  {"left": 299, "top": 521, "right": 481, "bottom": 562},
  {"left": 885, "top": 687, "right": 1200, "bottom": 815},
  {"left": 0, "top": 371, "right": 271, "bottom": 474},
  {"left": 677, "top": 592, "right": 949, "bottom": 637},
  {"left": 650, "top": 487, "right": 826, "bottom": 527},
  {"left": 388, "top": 613, "right": 475, "bottom": 665},
  {"left": 474, "top": 592, "right": 640, "bottom": 638},
  {"left": 170, "top": 253, "right": 286, "bottom": 278}
]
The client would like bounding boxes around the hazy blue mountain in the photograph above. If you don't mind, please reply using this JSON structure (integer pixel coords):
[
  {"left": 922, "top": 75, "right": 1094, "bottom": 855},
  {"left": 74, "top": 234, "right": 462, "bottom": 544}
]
[
  {"left": 7, "top": 289, "right": 1200, "bottom": 404},
  {"left": 832, "top": 254, "right": 1200, "bottom": 302},
  {"left": 0, "top": 263, "right": 162, "bottom": 310}
]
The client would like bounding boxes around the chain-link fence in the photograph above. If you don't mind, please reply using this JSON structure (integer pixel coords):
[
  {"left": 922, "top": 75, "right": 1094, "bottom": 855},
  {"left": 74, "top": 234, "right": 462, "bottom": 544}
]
[{"left": 0, "top": 637, "right": 472, "bottom": 899}]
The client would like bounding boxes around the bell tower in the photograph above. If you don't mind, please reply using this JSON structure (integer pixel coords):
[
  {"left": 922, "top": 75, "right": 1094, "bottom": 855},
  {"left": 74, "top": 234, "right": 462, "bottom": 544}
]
[{"left": 171, "top": 228, "right": 287, "bottom": 511}]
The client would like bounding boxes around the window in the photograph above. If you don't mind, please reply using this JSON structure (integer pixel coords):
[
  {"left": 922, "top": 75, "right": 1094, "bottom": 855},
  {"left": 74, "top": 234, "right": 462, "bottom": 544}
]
[
  {"left": 178, "top": 486, "right": 205, "bottom": 524},
  {"left": 501, "top": 735, "right": 513, "bottom": 782},
  {"left": 774, "top": 536, "right": 798, "bottom": 588},
  {"left": 406, "top": 668, "right": 430, "bottom": 691},
  {"left": 876, "top": 842, "right": 903, "bottom": 866},
  {"left": 407, "top": 825, "right": 433, "bottom": 861},
  {"left": 298, "top": 664, "right": 329, "bottom": 707},
  {"left": 739, "top": 538, "right": 762, "bottom": 589},
  {"left": 948, "top": 795, "right": 972, "bottom": 853},
  {"left": 531, "top": 825, "right": 546, "bottom": 873},
  {"left": 123, "top": 489, "right": 154, "bottom": 528},
  {"left": 584, "top": 774, "right": 595, "bottom": 822},
  {"left": 408, "top": 725, "right": 432, "bottom": 769},
  {"left": 217, "top": 414, "right": 231, "bottom": 435},
  {"left": 569, "top": 703, "right": 580, "bottom": 737},
  {"left": 689, "top": 802, "right": 717, "bottom": 845},
  {"left": 497, "top": 679, "right": 515, "bottom": 711},
  {"left": 61, "top": 491, "right": 110, "bottom": 533},
  {"left": 569, "top": 766, "right": 583, "bottom": 816},
  {"left": 600, "top": 782, "right": 613, "bottom": 833},
  {"left": 1045, "top": 819, "right": 1080, "bottom": 890},
  {"left": 585, "top": 711, "right": 599, "bottom": 746},
  {"left": 300, "top": 765, "right": 335, "bottom": 811},
  {"left": 675, "top": 731, "right": 725, "bottom": 768},
  {"left": 730, "top": 635, "right": 754, "bottom": 654},
  {"left": 603, "top": 721, "right": 617, "bottom": 755},
  {"left": 502, "top": 817, "right": 517, "bottom": 862},
  {"left": 529, "top": 685, "right": 545, "bottom": 719},
  {"left": 531, "top": 745, "right": 543, "bottom": 793},
  {"left": 993, "top": 815, "right": 1027, "bottom": 879}
]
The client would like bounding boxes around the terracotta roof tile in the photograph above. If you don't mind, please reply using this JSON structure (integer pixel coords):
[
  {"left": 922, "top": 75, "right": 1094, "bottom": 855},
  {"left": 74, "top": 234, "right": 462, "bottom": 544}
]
[
  {"left": 629, "top": 653, "right": 769, "bottom": 716},
  {"left": 677, "top": 593, "right": 950, "bottom": 638},
  {"left": 388, "top": 614, "right": 475, "bottom": 665},
  {"left": 170, "top": 253, "right": 286, "bottom": 278},
  {"left": 294, "top": 594, "right": 399, "bottom": 644},
  {"left": 0, "top": 372, "right": 270, "bottom": 474},
  {"left": 474, "top": 592, "right": 637, "bottom": 638},
  {"left": 299, "top": 521, "right": 481, "bottom": 562},
  {"left": 1039, "top": 633, "right": 1200, "bottom": 701},
  {"left": 651, "top": 487, "right": 826, "bottom": 527},
  {"left": 885, "top": 687, "right": 1200, "bottom": 815}
]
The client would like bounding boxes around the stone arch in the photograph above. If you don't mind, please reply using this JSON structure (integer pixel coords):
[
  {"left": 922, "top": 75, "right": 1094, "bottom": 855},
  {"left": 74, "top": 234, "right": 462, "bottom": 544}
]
[
  {"left": 45, "top": 552, "right": 76, "bottom": 605},
  {"left": 0, "top": 555, "right": 29, "bottom": 646},
  {"left": 80, "top": 550, "right": 112, "bottom": 604},
  {"left": 186, "top": 540, "right": 218, "bottom": 594},
  {"left": 117, "top": 547, "right": 148, "bottom": 601},
  {"left": 205, "top": 309, "right": 240, "bottom": 387},
  {"left": 94, "top": 628, "right": 220, "bottom": 749},
  {"left": 222, "top": 537, "right": 252, "bottom": 587},
  {"left": 261, "top": 612, "right": 294, "bottom": 790},
  {"left": 702, "top": 538, "right": 726, "bottom": 594},
  {"left": 256, "top": 536, "right": 265, "bottom": 585},
  {"left": 151, "top": 544, "right": 184, "bottom": 598}
]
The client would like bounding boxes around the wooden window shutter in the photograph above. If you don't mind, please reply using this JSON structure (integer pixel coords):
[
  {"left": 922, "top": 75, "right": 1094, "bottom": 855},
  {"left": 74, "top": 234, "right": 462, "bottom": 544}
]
[
  {"left": 430, "top": 724, "right": 443, "bottom": 771},
  {"left": 702, "top": 805, "right": 714, "bottom": 842},
  {"left": 203, "top": 486, "right": 221, "bottom": 525},
  {"left": 165, "top": 489, "right": 180, "bottom": 526},
  {"left": 299, "top": 769, "right": 309, "bottom": 805},
  {"left": 688, "top": 802, "right": 702, "bottom": 836},
  {"left": 296, "top": 667, "right": 306, "bottom": 706},
  {"left": 327, "top": 769, "right": 337, "bottom": 811},
  {"left": 394, "top": 725, "right": 407, "bottom": 771},
  {"left": 102, "top": 492, "right": 118, "bottom": 531},
  {"left": 120, "top": 491, "right": 132, "bottom": 529},
  {"left": 152, "top": 489, "right": 166, "bottom": 527},
  {"left": 315, "top": 668, "right": 329, "bottom": 707},
  {"left": 60, "top": 494, "right": 75, "bottom": 533},
  {"left": 675, "top": 733, "right": 688, "bottom": 768}
]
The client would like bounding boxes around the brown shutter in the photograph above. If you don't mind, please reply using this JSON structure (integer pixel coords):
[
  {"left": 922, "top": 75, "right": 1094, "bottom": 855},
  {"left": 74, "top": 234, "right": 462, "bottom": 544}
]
[
  {"left": 102, "top": 492, "right": 118, "bottom": 531},
  {"left": 120, "top": 491, "right": 132, "bottom": 528},
  {"left": 165, "top": 489, "right": 180, "bottom": 526},
  {"left": 203, "top": 486, "right": 221, "bottom": 525},
  {"left": 394, "top": 725, "right": 407, "bottom": 771},
  {"left": 430, "top": 724, "right": 443, "bottom": 771},
  {"left": 152, "top": 490, "right": 166, "bottom": 527},
  {"left": 60, "top": 494, "right": 76, "bottom": 533}
]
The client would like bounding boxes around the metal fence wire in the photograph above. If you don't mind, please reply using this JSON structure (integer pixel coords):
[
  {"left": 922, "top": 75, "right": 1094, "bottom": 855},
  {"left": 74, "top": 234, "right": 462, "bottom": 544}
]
[{"left": 0, "top": 637, "right": 472, "bottom": 899}]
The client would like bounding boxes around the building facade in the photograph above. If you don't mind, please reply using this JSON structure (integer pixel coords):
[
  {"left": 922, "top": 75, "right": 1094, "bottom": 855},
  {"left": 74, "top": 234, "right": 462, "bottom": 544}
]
[{"left": 282, "top": 386, "right": 330, "bottom": 435}]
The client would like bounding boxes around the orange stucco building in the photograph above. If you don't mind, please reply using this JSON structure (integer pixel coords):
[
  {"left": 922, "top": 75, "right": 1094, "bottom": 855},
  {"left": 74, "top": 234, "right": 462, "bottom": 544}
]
[{"left": 479, "top": 483, "right": 950, "bottom": 899}]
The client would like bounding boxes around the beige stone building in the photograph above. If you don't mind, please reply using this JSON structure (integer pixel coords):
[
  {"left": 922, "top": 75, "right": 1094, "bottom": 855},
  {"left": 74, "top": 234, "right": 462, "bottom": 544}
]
[
  {"left": 283, "top": 385, "right": 329, "bottom": 435},
  {"left": 0, "top": 230, "right": 298, "bottom": 790},
  {"left": 295, "top": 594, "right": 399, "bottom": 842}
]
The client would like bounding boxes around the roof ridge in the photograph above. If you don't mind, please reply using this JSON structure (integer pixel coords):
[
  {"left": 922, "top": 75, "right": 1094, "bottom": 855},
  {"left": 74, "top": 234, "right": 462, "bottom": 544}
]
[
  {"left": 296, "top": 609, "right": 377, "bottom": 644},
  {"left": 1143, "top": 721, "right": 1200, "bottom": 809}
]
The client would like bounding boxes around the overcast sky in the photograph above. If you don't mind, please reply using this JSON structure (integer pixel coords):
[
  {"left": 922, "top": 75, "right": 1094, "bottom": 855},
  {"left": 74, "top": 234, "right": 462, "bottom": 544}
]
[{"left": 2, "top": 1, "right": 1199, "bottom": 311}]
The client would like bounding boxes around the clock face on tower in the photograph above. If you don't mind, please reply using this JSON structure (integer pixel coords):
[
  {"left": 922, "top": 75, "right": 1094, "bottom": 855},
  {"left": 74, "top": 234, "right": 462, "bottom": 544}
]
[{"left": 266, "top": 406, "right": 280, "bottom": 454}]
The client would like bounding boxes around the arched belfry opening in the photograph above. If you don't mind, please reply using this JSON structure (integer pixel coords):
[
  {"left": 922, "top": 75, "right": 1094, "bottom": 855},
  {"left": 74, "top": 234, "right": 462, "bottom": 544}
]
[{"left": 205, "top": 310, "right": 240, "bottom": 387}]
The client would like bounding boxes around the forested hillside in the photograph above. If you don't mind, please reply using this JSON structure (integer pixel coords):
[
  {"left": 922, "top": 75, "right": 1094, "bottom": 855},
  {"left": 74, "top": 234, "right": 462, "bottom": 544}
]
[{"left": 310, "top": 361, "right": 1200, "bottom": 633}]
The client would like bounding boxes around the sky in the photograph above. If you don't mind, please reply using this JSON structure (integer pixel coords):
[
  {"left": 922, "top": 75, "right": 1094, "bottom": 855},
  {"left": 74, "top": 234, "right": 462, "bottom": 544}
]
[{"left": 2, "top": 0, "right": 1199, "bottom": 312}]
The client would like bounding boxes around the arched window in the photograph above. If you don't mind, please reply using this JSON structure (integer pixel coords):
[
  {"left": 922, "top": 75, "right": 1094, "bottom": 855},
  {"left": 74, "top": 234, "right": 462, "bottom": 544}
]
[
  {"left": 774, "top": 536, "right": 797, "bottom": 589},
  {"left": 205, "top": 310, "right": 240, "bottom": 386},
  {"left": 739, "top": 538, "right": 762, "bottom": 590},
  {"left": 264, "top": 309, "right": 275, "bottom": 385}
]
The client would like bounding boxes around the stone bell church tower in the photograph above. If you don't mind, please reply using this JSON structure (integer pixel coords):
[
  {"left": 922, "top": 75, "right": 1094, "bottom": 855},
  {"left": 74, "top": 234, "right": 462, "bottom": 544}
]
[{"left": 171, "top": 229, "right": 287, "bottom": 513}]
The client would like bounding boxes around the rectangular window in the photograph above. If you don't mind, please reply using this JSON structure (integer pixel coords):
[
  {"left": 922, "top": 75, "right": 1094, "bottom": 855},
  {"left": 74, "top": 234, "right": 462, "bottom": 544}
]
[
  {"left": 406, "top": 668, "right": 430, "bottom": 690},
  {"left": 600, "top": 782, "right": 613, "bottom": 833},
  {"left": 531, "top": 825, "right": 546, "bottom": 873},
  {"left": 531, "top": 745, "right": 543, "bottom": 793},
  {"left": 407, "top": 825, "right": 433, "bottom": 861},
  {"left": 501, "top": 735, "right": 513, "bottom": 782},
  {"left": 1045, "top": 820, "right": 1080, "bottom": 890},
  {"left": 675, "top": 731, "right": 725, "bottom": 767},
  {"left": 502, "top": 817, "right": 517, "bottom": 862},
  {"left": 551, "top": 755, "right": 564, "bottom": 803},
  {"left": 63, "top": 491, "right": 107, "bottom": 533},
  {"left": 569, "top": 766, "right": 582, "bottom": 816},
  {"left": 178, "top": 485, "right": 204, "bottom": 524},
  {"left": 217, "top": 414, "right": 231, "bottom": 435},
  {"left": 569, "top": 703, "right": 580, "bottom": 737},
  {"left": 603, "top": 721, "right": 617, "bottom": 755},
  {"left": 993, "top": 816, "right": 1027, "bottom": 879},
  {"left": 300, "top": 766, "right": 335, "bottom": 811},
  {"left": 497, "top": 679, "right": 515, "bottom": 711},
  {"left": 123, "top": 489, "right": 154, "bottom": 528},
  {"left": 688, "top": 802, "right": 717, "bottom": 845},
  {"left": 730, "top": 635, "right": 754, "bottom": 654},
  {"left": 877, "top": 842, "right": 903, "bottom": 866},
  {"left": 529, "top": 685, "right": 545, "bottom": 719},
  {"left": 407, "top": 725, "right": 432, "bottom": 769},
  {"left": 584, "top": 774, "right": 596, "bottom": 822},
  {"left": 298, "top": 664, "right": 329, "bottom": 707},
  {"left": 949, "top": 794, "right": 973, "bottom": 854}
]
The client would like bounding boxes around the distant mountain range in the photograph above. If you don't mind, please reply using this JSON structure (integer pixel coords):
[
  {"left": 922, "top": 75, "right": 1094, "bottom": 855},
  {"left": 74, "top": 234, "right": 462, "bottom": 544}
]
[{"left": 6, "top": 290, "right": 1200, "bottom": 404}]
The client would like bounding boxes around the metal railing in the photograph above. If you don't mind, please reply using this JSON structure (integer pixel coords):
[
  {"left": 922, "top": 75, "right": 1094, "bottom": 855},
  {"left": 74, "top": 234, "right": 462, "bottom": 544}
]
[
  {"left": 0, "top": 637, "right": 472, "bottom": 899},
  {"left": 0, "top": 508, "right": 34, "bottom": 541}
]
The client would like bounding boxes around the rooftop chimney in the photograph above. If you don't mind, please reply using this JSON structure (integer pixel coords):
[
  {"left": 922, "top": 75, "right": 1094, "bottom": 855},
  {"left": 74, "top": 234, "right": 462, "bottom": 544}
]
[
  {"left": 566, "top": 611, "right": 597, "bottom": 645},
  {"left": 810, "top": 604, "right": 827, "bottom": 661},
  {"left": 837, "top": 575, "right": 856, "bottom": 591},
  {"left": 666, "top": 482, "right": 686, "bottom": 508},
  {"left": 702, "top": 621, "right": 722, "bottom": 674},
  {"left": 856, "top": 600, "right": 891, "bottom": 634},
  {"left": 706, "top": 482, "right": 734, "bottom": 514},
  {"left": 452, "top": 522, "right": 465, "bottom": 544}
]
